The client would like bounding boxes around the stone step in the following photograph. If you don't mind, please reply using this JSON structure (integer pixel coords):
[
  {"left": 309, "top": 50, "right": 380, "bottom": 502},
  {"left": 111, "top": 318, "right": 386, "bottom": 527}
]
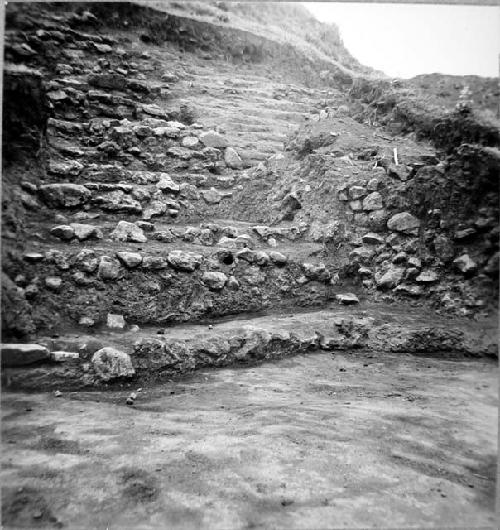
[
  {"left": 13, "top": 237, "right": 338, "bottom": 336},
  {"left": 2, "top": 304, "right": 496, "bottom": 390},
  {"left": 25, "top": 218, "right": 309, "bottom": 250}
]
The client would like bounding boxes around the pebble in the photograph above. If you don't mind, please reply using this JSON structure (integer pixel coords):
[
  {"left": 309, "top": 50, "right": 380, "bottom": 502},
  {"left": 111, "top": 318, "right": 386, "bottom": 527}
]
[{"left": 54, "top": 390, "right": 62, "bottom": 397}]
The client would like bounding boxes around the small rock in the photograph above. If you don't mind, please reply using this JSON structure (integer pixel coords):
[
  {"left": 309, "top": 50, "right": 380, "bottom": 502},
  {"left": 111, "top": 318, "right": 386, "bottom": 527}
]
[
  {"left": 387, "top": 212, "right": 420, "bottom": 235},
  {"left": 224, "top": 147, "right": 243, "bottom": 169},
  {"left": 407, "top": 256, "right": 422, "bottom": 269},
  {"left": 23, "top": 252, "right": 44, "bottom": 262},
  {"left": 433, "top": 234, "right": 455, "bottom": 262},
  {"left": 376, "top": 267, "right": 404, "bottom": 289},
  {"left": 142, "top": 256, "right": 168, "bottom": 270},
  {"left": 199, "top": 130, "right": 228, "bottom": 148},
  {"left": 349, "top": 186, "right": 367, "bottom": 200},
  {"left": 335, "top": 293, "right": 359, "bottom": 305},
  {"left": 367, "top": 178, "right": 380, "bottom": 191},
  {"left": 79, "top": 316, "right": 95, "bottom": 327},
  {"left": 51, "top": 351, "right": 79, "bottom": 362},
  {"left": 453, "top": 254, "right": 477, "bottom": 275},
  {"left": 202, "top": 271, "right": 228, "bottom": 291},
  {"left": 415, "top": 270, "right": 439, "bottom": 283},
  {"left": 227, "top": 276, "right": 240, "bottom": 290},
  {"left": 269, "top": 251, "right": 288, "bottom": 267},
  {"left": 116, "top": 251, "right": 143, "bottom": 268},
  {"left": 45, "top": 276, "right": 62, "bottom": 291},
  {"left": 454, "top": 228, "right": 476, "bottom": 240},
  {"left": 255, "top": 251, "right": 270, "bottom": 266},
  {"left": 394, "top": 284, "right": 423, "bottom": 297},
  {"left": 94, "top": 43, "right": 113, "bottom": 53},
  {"left": 392, "top": 252, "right": 407, "bottom": 264},
  {"left": 107, "top": 313, "right": 126, "bottom": 329},
  {"left": 156, "top": 173, "right": 180, "bottom": 194},
  {"left": 98, "top": 256, "right": 122, "bottom": 281},
  {"left": 39, "top": 183, "right": 91, "bottom": 208},
  {"left": 362, "top": 232, "right": 384, "bottom": 245},
  {"left": 303, "top": 263, "right": 331, "bottom": 282},
  {"left": 202, "top": 187, "right": 223, "bottom": 204},
  {"left": 136, "top": 221, "right": 155, "bottom": 232},
  {"left": 110, "top": 221, "right": 147, "bottom": 243},
  {"left": 181, "top": 136, "right": 200, "bottom": 149},
  {"left": 51, "top": 225, "right": 75, "bottom": 240},
  {"left": 167, "top": 250, "right": 203, "bottom": 272},
  {"left": 70, "top": 223, "right": 103, "bottom": 241},
  {"left": 54, "top": 390, "right": 62, "bottom": 398},
  {"left": 358, "top": 266, "right": 372, "bottom": 276},
  {"left": 387, "top": 164, "right": 409, "bottom": 181},
  {"left": 362, "top": 192, "right": 383, "bottom": 211}
]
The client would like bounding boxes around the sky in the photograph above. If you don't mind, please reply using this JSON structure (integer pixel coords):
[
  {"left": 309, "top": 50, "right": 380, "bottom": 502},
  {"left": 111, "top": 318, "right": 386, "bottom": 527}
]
[{"left": 304, "top": 2, "right": 500, "bottom": 78}]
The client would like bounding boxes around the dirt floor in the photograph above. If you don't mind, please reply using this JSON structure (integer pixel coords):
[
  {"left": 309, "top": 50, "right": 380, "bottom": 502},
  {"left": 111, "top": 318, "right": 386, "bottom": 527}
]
[{"left": 1, "top": 351, "right": 498, "bottom": 529}]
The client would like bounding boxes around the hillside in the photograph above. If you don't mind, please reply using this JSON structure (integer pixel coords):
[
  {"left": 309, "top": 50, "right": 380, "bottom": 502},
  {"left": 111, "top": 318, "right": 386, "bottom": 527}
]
[{"left": 1, "top": 2, "right": 498, "bottom": 528}]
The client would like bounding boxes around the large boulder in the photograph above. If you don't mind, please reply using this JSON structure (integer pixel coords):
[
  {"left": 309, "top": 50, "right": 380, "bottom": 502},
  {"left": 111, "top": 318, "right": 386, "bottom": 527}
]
[{"left": 91, "top": 347, "right": 135, "bottom": 381}]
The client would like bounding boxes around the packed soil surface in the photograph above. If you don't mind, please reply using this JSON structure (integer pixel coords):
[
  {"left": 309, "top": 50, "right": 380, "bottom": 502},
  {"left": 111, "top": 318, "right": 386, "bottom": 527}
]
[{"left": 2, "top": 351, "right": 497, "bottom": 529}]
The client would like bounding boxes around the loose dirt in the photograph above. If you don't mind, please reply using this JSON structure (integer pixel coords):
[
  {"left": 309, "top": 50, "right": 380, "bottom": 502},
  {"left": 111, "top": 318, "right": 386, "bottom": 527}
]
[{"left": 2, "top": 351, "right": 497, "bottom": 529}]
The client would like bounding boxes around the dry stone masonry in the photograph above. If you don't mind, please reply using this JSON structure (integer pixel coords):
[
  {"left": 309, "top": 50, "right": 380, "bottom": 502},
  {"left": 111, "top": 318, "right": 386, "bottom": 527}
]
[{"left": 1, "top": 2, "right": 498, "bottom": 390}]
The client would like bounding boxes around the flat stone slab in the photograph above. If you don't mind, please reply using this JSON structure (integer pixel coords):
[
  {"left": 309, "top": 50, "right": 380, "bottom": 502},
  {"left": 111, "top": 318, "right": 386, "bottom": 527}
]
[{"left": 1, "top": 344, "right": 49, "bottom": 367}]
